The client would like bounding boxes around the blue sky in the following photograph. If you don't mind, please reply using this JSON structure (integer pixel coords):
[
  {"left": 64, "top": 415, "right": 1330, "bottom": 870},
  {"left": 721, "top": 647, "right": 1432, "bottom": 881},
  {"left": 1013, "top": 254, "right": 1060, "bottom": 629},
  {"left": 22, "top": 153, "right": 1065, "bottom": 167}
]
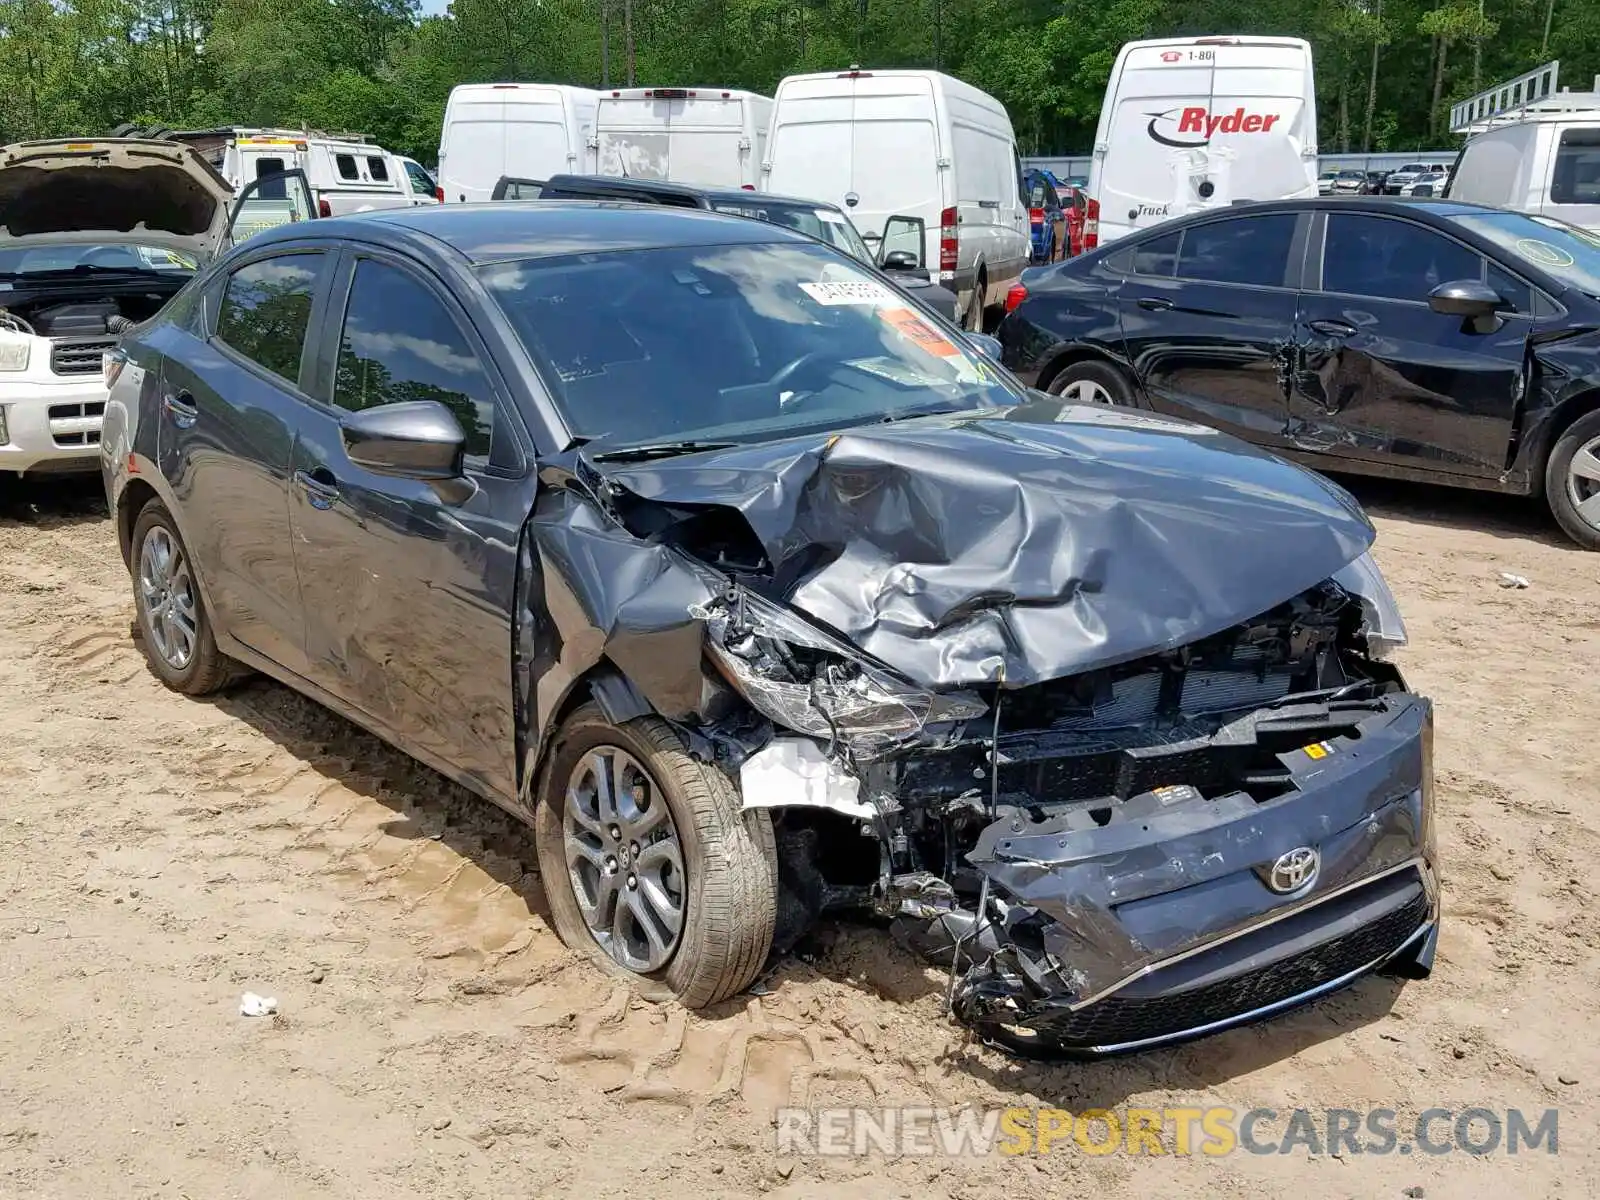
[{"left": 418, "top": 0, "right": 449, "bottom": 14}]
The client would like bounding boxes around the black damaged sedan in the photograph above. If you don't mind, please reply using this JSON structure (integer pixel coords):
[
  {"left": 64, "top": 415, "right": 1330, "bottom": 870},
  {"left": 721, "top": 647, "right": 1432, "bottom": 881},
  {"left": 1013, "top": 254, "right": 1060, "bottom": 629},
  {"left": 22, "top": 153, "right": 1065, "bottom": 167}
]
[{"left": 102, "top": 202, "right": 1438, "bottom": 1056}]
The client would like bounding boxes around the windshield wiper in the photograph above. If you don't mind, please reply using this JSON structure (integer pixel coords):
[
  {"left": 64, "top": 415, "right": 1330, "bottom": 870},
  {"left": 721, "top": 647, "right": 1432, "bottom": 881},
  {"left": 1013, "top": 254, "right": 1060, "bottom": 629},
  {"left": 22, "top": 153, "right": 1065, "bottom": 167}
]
[
  {"left": 877, "top": 402, "right": 979, "bottom": 425},
  {"left": 587, "top": 439, "right": 741, "bottom": 463}
]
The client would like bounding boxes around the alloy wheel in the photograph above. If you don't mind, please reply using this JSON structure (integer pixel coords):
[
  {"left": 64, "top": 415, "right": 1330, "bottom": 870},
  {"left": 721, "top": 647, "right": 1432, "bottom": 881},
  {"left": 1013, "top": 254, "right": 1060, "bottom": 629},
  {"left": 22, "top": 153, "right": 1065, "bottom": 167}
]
[
  {"left": 563, "top": 747, "right": 685, "bottom": 973},
  {"left": 137, "top": 526, "right": 198, "bottom": 671},
  {"left": 1058, "top": 378, "right": 1114, "bottom": 405},
  {"left": 1566, "top": 434, "right": 1600, "bottom": 532}
]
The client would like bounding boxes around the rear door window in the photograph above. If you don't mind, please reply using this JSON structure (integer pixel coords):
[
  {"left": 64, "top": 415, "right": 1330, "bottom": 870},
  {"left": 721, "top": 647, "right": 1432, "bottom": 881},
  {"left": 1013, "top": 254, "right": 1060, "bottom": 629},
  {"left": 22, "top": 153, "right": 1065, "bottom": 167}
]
[
  {"left": 335, "top": 153, "right": 360, "bottom": 182},
  {"left": 1131, "top": 230, "right": 1181, "bottom": 277},
  {"left": 1176, "top": 214, "right": 1299, "bottom": 287},
  {"left": 1322, "top": 213, "right": 1483, "bottom": 302},
  {"left": 215, "top": 253, "right": 326, "bottom": 385}
]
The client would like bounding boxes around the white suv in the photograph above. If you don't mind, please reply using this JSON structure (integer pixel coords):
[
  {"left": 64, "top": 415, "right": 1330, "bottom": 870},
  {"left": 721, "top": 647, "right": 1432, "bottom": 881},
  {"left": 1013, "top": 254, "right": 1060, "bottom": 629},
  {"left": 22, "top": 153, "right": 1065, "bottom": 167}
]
[{"left": 0, "top": 138, "right": 263, "bottom": 478}]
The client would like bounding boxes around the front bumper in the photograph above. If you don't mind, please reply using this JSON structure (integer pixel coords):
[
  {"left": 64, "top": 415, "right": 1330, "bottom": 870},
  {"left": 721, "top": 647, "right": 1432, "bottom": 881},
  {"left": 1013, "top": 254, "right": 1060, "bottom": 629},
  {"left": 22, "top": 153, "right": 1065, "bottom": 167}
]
[
  {"left": 0, "top": 378, "right": 109, "bottom": 476},
  {"left": 941, "top": 691, "right": 1438, "bottom": 1056}
]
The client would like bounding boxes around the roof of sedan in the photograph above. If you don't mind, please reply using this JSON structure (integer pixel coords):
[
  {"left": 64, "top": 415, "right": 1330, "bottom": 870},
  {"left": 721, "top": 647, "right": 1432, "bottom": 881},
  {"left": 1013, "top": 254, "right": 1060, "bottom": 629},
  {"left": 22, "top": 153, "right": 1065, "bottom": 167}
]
[
  {"left": 334, "top": 200, "right": 816, "bottom": 262},
  {"left": 1148, "top": 196, "right": 1505, "bottom": 221}
]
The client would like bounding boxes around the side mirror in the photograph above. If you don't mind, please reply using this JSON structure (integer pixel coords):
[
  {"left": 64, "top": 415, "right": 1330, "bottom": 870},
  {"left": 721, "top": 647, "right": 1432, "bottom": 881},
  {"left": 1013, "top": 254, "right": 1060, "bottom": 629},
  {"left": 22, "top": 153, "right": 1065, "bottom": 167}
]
[
  {"left": 881, "top": 249, "right": 919, "bottom": 272},
  {"left": 966, "top": 332, "right": 1003, "bottom": 361},
  {"left": 1428, "top": 279, "right": 1501, "bottom": 319},
  {"left": 341, "top": 401, "right": 465, "bottom": 479}
]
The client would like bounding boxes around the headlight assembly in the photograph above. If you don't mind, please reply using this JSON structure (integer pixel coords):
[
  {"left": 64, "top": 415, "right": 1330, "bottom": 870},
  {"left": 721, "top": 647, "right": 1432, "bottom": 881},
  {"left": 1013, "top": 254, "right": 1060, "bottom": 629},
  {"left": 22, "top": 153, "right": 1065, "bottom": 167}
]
[
  {"left": 1333, "top": 551, "right": 1408, "bottom": 659},
  {"left": 693, "top": 590, "right": 988, "bottom": 758}
]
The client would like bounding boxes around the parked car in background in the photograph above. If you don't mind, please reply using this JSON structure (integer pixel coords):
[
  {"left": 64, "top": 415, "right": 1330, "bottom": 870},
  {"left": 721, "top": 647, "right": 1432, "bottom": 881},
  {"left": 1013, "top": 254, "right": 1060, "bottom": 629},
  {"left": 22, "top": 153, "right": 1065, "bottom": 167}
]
[
  {"left": 594, "top": 87, "right": 771, "bottom": 188},
  {"left": 100, "top": 200, "right": 1437, "bottom": 1058},
  {"left": 437, "top": 83, "right": 599, "bottom": 203},
  {"left": 1022, "top": 167, "right": 1067, "bottom": 263},
  {"left": 1448, "top": 63, "right": 1600, "bottom": 230},
  {"left": 1362, "top": 170, "right": 1390, "bottom": 194},
  {"left": 997, "top": 196, "right": 1600, "bottom": 550},
  {"left": 1317, "top": 169, "right": 1340, "bottom": 194},
  {"left": 1382, "top": 163, "right": 1449, "bottom": 194},
  {"left": 763, "top": 68, "right": 1030, "bottom": 331},
  {"left": 129, "top": 126, "right": 418, "bottom": 217},
  {"left": 1062, "top": 174, "right": 1089, "bottom": 189},
  {"left": 494, "top": 172, "right": 960, "bottom": 321},
  {"left": 1331, "top": 169, "right": 1366, "bottom": 193},
  {"left": 1087, "top": 35, "right": 1319, "bottom": 246},
  {"left": 1400, "top": 171, "right": 1449, "bottom": 197},
  {"left": 0, "top": 137, "right": 312, "bottom": 478},
  {"left": 1059, "top": 182, "right": 1089, "bottom": 257}
]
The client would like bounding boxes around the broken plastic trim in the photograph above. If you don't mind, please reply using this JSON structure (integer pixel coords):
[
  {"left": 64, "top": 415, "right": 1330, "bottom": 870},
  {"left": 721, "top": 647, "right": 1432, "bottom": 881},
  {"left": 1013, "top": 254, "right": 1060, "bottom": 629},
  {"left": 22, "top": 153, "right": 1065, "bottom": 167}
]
[
  {"left": 692, "top": 589, "right": 988, "bottom": 760},
  {"left": 1331, "top": 551, "right": 1408, "bottom": 659}
]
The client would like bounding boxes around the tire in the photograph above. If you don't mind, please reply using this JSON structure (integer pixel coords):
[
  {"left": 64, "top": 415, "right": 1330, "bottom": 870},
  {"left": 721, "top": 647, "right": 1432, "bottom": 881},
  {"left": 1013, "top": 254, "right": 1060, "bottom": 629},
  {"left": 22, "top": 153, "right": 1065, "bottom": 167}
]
[
  {"left": 964, "top": 270, "right": 987, "bottom": 332},
  {"left": 1046, "top": 359, "right": 1136, "bottom": 408},
  {"left": 1544, "top": 408, "right": 1600, "bottom": 551},
  {"left": 534, "top": 703, "right": 778, "bottom": 1008},
  {"left": 129, "top": 500, "right": 247, "bottom": 695}
]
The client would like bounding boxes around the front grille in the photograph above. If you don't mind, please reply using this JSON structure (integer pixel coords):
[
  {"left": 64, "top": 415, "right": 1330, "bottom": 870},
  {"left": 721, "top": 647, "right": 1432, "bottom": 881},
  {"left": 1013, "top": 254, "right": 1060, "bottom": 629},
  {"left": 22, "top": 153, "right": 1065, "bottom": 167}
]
[
  {"left": 48, "top": 399, "right": 105, "bottom": 448},
  {"left": 50, "top": 337, "right": 116, "bottom": 377},
  {"left": 1026, "top": 890, "right": 1430, "bottom": 1050}
]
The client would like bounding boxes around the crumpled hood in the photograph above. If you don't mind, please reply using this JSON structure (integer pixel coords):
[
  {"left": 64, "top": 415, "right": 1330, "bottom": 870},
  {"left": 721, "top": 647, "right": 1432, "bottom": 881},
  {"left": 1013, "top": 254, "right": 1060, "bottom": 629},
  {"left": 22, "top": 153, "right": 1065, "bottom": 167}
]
[
  {"left": 0, "top": 138, "right": 234, "bottom": 259},
  {"left": 600, "top": 398, "right": 1376, "bottom": 688}
]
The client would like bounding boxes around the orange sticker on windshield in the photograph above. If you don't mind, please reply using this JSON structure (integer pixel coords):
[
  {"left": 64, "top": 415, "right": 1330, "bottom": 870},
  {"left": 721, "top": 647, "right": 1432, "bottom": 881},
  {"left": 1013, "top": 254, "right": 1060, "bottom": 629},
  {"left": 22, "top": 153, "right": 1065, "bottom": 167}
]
[{"left": 878, "top": 307, "right": 960, "bottom": 357}]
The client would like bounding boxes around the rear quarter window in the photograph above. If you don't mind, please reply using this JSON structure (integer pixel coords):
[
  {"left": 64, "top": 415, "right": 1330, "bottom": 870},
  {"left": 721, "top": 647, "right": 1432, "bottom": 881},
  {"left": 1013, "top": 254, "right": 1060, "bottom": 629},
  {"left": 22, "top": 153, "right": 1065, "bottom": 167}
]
[{"left": 1551, "top": 128, "right": 1600, "bottom": 205}]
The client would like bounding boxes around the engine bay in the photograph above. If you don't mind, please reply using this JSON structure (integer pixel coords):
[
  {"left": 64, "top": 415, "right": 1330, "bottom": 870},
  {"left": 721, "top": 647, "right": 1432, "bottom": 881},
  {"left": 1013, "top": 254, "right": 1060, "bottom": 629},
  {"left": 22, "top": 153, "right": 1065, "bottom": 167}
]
[{"left": 1, "top": 287, "right": 183, "bottom": 340}]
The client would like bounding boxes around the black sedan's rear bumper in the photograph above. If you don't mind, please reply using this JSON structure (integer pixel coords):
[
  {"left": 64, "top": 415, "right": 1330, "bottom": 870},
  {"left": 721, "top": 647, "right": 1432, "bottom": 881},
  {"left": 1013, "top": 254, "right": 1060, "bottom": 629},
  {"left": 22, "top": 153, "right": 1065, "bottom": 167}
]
[{"left": 947, "top": 691, "right": 1438, "bottom": 1057}]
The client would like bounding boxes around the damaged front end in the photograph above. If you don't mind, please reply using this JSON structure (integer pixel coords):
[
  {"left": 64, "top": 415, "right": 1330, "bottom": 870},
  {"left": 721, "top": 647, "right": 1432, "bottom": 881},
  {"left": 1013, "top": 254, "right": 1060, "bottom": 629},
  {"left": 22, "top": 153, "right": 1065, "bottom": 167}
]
[{"left": 694, "top": 557, "right": 1438, "bottom": 1058}]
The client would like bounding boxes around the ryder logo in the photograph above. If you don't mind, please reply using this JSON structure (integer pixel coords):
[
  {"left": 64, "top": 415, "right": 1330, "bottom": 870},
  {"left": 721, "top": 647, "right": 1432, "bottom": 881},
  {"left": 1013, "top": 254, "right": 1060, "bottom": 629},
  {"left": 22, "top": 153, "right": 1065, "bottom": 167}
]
[{"left": 1146, "top": 107, "right": 1282, "bottom": 148}]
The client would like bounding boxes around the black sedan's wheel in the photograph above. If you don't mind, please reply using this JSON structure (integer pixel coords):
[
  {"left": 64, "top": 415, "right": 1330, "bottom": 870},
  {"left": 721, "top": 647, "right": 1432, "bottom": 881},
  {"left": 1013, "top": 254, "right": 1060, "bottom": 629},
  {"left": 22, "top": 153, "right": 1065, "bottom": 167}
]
[
  {"left": 1047, "top": 360, "right": 1136, "bottom": 409},
  {"left": 1546, "top": 409, "right": 1600, "bottom": 550},
  {"left": 130, "top": 500, "right": 245, "bottom": 695},
  {"left": 535, "top": 704, "right": 777, "bottom": 1007}
]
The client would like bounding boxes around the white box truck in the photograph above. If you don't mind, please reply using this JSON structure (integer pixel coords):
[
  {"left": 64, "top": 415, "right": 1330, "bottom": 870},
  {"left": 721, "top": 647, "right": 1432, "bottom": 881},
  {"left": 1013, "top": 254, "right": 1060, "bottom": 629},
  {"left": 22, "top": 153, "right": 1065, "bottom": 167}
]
[
  {"left": 1086, "top": 36, "right": 1319, "bottom": 247},
  {"left": 437, "top": 83, "right": 600, "bottom": 203},
  {"left": 762, "top": 68, "right": 1030, "bottom": 332},
  {"left": 594, "top": 87, "right": 772, "bottom": 188}
]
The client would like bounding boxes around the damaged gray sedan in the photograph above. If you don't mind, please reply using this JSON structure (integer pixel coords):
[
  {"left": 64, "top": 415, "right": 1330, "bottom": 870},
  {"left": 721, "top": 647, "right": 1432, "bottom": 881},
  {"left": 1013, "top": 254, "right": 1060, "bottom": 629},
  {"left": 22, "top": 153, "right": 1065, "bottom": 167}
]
[{"left": 101, "top": 202, "right": 1438, "bottom": 1056}]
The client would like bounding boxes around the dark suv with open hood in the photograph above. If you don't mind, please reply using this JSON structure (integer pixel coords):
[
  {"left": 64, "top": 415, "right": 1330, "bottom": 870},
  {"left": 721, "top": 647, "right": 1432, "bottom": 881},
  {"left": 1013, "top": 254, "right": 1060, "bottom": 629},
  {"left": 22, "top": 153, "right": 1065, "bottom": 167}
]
[{"left": 101, "top": 201, "right": 1438, "bottom": 1056}]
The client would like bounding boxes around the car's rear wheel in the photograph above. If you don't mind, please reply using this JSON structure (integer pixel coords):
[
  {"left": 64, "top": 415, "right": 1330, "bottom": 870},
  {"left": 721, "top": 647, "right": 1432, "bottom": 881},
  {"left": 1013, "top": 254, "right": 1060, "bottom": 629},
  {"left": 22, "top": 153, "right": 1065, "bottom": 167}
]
[
  {"left": 1546, "top": 409, "right": 1600, "bottom": 550},
  {"left": 534, "top": 704, "right": 777, "bottom": 1007},
  {"left": 1047, "top": 360, "right": 1135, "bottom": 408},
  {"left": 130, "top": 500, "right": 246, "bottom": 695}
]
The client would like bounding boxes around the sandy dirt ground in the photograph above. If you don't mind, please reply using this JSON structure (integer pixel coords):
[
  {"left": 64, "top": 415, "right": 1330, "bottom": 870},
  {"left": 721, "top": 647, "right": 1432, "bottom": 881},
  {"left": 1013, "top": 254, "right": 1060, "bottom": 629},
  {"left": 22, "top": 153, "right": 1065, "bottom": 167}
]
[{"left": 1, "top": 472, "right": 1596, "bottom": 1199}]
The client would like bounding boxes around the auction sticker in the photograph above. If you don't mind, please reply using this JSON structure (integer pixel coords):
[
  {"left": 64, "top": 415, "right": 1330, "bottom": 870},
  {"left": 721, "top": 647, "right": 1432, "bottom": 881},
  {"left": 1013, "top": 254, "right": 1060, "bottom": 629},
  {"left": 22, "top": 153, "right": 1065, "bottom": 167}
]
[
  {"left": 1514, "top": 238, "right": 1575, "bottom": 268},
  {"left": 878, "top": 306, "right": 961, "bottom": 357},
  {"left": 800, "top": 280, "right": 894, "bottom": 306}
]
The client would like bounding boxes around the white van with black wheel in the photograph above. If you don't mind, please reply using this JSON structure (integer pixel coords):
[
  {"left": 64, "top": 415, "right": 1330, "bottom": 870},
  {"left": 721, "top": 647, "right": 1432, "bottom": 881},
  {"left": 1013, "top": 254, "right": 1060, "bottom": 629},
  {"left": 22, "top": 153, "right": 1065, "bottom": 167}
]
[
  {"left": 437, "top": 83, "right": 600, "bottom": 203},
  {"left": 595, "top": 87, "right": 772, "bottom": 188},
  {"left": 762, "top": 68, "right": 1029, "bottom": 332},
  {"left": 1446, "top": 62, "right": 1600, "bottom": 231},
  {"left": 1086, "top": 35, "right": 1319, "bottom": 248}
]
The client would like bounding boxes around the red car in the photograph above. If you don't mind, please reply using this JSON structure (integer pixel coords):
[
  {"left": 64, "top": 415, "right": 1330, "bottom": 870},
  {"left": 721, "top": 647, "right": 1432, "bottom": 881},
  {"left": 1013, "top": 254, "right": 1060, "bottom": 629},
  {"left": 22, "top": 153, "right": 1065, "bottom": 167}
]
[{"left": 1059, "top": 184, "right": 1088, "bottom": 258}]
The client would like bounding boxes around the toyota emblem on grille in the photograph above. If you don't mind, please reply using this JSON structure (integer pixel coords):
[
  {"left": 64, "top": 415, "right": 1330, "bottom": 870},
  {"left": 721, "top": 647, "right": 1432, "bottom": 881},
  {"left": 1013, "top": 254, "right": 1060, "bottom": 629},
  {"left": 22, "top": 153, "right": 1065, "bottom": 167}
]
[{"left": 1267, "top": 847, "right": 1320, "bottom": 894}]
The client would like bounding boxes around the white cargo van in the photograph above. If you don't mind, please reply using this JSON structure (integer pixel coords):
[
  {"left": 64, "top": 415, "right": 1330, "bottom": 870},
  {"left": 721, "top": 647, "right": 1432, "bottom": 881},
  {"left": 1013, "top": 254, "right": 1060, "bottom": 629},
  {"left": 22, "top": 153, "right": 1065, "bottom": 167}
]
[
  {"left": 762, "top": 68, "right": 1029, "bottom": 331},
  {"left": 437, "top": 83, "right": 599, "bottom": 203},
  {"left": 1446, "top": 62, "right": 1600, "bottom": 231},
  {"left": 1087, "top": 36, "right": 1319, "bottom": 247},
  {"left": 119, "top": 126, "right": 423, "bottom": 216},
  {"left": 594, "top": 87, "right": 772, "bottom": 188}
]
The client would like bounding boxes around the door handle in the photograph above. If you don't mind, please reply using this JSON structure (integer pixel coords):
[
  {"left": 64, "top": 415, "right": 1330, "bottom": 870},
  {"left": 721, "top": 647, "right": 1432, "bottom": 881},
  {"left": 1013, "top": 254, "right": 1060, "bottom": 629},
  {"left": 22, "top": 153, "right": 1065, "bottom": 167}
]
[
  {"left": 1136, "top": 296, "right": 1174, "bottom": 311},
  {"left": 293, "top": 468, "right": 340, "bottom": 511},
  {"left": 1308, "top": 318, "right": 1358, "bottom": 338},
  {"left": 162, "top": 390, "right": 199, "bottom": 428}
]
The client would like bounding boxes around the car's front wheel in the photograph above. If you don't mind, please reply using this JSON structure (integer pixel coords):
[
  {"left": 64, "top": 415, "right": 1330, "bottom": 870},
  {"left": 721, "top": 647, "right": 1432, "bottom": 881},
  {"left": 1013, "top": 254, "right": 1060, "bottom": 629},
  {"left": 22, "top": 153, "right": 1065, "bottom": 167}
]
[
  {"left": 535, "top": 704, "right": 777, "bottom": 1007},
  {"left": 129, "top": 500, "right": 246, "bottom": 694},
  {"left": 1546, "top": 409, "right": 1600, "bottom": 550}
]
